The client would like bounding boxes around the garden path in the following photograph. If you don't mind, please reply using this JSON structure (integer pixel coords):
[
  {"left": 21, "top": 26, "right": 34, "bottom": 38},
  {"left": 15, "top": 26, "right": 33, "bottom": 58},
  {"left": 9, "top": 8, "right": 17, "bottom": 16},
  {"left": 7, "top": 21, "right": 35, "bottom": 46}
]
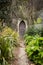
[{"left": 10, "top": 38, "right": 35, "bottom": 65}]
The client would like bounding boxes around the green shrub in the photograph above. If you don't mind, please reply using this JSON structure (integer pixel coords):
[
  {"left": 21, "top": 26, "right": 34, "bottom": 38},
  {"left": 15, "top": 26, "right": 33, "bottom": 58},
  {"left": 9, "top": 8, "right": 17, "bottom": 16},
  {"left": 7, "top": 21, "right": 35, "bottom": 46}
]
[
  {"left": 25, "top": 35, "right": 43, "bottom": 65},
  {"left": 2, "top": 26, "right": 18, "bottom": 46},
  {"left": 0, "top": 36, "right": 13, "bottom": 65},
  {"left": 24, "top": 34, "right": 33, "bottom": 45},
  {"left": 26, "top": 26, "right": 41, "bottom": 36},
  {"left": 26, "top": 25, "right": 43, "bottom": 37},
  {"left": 0, "top": 27, "right": 18, "bottom": 65},
  {"left": 34, "top": 18, "right": 42, "bottom": 24}
]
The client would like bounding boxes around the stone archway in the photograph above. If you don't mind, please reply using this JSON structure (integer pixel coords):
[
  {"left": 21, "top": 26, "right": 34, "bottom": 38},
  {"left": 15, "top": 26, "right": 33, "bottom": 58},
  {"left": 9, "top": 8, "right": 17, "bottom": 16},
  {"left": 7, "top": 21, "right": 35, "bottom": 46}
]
[{"left": 17, "top": 18, "right": 28, "bottom": 36}]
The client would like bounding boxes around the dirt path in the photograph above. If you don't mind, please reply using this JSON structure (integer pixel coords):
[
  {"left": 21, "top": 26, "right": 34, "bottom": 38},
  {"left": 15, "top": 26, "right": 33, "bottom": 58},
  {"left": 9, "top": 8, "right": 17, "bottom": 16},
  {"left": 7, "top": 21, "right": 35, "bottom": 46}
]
[{"left": 10, "top": 39, "right": 34, "bottom": 65}]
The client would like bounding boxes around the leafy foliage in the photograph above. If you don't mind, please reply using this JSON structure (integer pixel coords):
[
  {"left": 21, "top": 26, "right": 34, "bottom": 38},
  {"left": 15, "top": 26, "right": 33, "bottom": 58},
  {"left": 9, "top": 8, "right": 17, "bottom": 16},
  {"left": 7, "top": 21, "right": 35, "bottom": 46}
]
[
  {"left": 34, "top": 18, "right": 42, "bottom": 24},
  {"left": 25, "top": 35, "right": 43, "bottom": 65},
  {"left": 24, "top": 34, "right": 33, "bottom": 45},
  {"left": 26, "top": 26, "right": 41, "bottom": 36},
  {"left": 26, "top": 24, "right": 43, "bottom": 37},
  {"left": 0, "top": 27, "right": 18, "bottom": 65},
  {"left": 25, "top": 22, "right": 43, "bottom": 65},
  {"left": 2, "top": 27, "right": 18, "bottom": 44}
]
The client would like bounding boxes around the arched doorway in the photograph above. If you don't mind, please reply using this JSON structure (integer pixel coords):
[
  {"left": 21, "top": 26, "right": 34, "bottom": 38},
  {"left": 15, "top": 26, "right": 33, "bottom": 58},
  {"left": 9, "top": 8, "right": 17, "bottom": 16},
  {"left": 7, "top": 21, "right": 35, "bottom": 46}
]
[
  {"left": 19, "top": 20, "right": 26, "bottom": 37},
  {"left": 17, "top": 18, "right": 28, "bottom": 37}
]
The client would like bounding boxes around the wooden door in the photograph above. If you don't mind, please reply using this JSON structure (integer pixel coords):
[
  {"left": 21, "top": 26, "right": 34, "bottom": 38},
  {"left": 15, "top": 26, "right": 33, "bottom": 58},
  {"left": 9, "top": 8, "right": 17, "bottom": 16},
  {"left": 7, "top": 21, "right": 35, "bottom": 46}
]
[{"left": 19, "top": 21, "right": 26, "bottom": 37}]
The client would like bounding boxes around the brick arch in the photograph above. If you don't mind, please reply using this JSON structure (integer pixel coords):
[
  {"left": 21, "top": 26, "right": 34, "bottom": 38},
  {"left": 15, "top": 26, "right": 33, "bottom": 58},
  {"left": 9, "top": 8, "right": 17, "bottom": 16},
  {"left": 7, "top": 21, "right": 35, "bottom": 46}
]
[{"left": 17, "top": 18, "right": 28, "bottom": 35}]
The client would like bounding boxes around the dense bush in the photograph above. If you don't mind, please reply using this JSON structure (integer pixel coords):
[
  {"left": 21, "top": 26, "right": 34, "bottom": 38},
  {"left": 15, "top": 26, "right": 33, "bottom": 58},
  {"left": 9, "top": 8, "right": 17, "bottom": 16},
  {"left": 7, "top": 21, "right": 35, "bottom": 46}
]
[
  {"left": 0, "top": 27, "right": 18, "bottom": 65},
  {"left": 2, "top": 27, "right": 18, "bottom": 45},
  {"left": 25, "top": 23, "right": 43, "bottom": 65},
  {"left": 26, "top": 25, "right": 43, "bottom": 37},
  {"left": 24, "top": 34, "right": 33, "bottom": 45},
  {"left": 0, "top": 36, "right": 13, "bottom": 65},
  {"left": 26, "top": 26, "right": 41, "bottom": 36},
  {"left": 25, "top": 35, "right": 43, "bottom": 65}
]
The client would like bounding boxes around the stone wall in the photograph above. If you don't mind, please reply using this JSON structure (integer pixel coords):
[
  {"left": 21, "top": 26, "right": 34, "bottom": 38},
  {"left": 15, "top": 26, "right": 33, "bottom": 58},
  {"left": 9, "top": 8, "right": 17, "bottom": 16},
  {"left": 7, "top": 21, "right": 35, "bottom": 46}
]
[{"left": 0, "top": 0, "right": 43, "bottom": 31}]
